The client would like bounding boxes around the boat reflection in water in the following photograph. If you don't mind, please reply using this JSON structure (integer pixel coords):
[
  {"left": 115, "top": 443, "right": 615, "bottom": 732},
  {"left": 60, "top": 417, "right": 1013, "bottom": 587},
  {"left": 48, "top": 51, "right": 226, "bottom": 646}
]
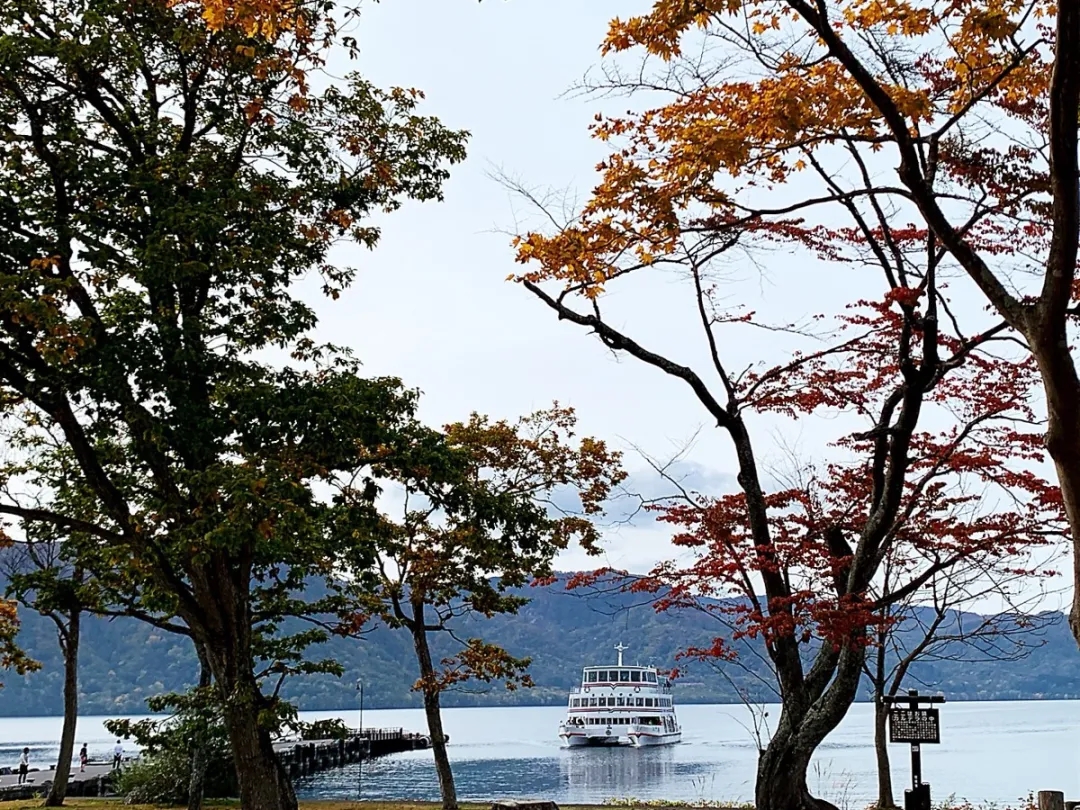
[{"left": 558, "top": 745, "right": 685, "bottom": 803}]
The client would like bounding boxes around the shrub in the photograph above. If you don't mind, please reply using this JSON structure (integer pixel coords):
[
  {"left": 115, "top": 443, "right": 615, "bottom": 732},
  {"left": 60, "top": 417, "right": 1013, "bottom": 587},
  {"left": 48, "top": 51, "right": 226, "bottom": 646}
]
[{"left": 299, "top": 718, "right": 351, "bottom": 741}]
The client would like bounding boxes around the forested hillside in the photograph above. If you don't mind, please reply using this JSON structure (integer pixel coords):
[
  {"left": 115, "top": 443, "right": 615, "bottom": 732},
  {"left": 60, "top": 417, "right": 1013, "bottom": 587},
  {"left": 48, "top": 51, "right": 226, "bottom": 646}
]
[{"left": 3, "top": 576, "right": 1079, "bottom": 717}]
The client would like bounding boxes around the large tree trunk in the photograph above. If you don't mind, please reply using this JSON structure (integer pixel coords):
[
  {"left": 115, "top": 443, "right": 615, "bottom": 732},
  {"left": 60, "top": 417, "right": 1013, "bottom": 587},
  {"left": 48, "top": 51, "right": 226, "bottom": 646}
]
[
  {"left": 409, "top": 601, "right": 458, "bottom": 810},
  {"left": 45, "top": 609, "right": 80, "bottom": 807},
  {"left": 755, "top": 645, "right": 865, "bottom": 810},
  {"left": 1027, "top": 328, "right": 1080, "bottom": 646},
  {"left": 756, "top": 724, "right": 838, "bottom": 810},
  {"left": 187, "top": 643, "right": 213, "bottom": 810},
  {"left": 216, "top": 668, "right": 295, "bottom": 810},
  {"left": 873, "top": 695, "right": 897, "bottom": 809},
  {"left": 193, "top": 559, "right": 297, "bottom": 810}
]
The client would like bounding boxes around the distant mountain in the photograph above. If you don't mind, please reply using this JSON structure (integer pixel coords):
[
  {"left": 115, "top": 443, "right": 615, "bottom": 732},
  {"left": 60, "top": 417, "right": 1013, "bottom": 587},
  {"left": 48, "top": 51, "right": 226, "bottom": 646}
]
[{"left": 3, "top": 575, "right": 1079, "bottom": 718}]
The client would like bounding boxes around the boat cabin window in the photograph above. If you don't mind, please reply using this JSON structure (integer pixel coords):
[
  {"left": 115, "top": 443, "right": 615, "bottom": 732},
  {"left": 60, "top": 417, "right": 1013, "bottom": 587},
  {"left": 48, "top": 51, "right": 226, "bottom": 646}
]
[
  {"left": 631, "top": 671, "right": 641, "bottom": 682},
  {"left": 586, "top": 671, "right": 598, "bottom": 683},
  {"left": 646, "top": 671, "right": 657, "bottom": 683},
  {"left": 645, "top": 698, "right": 654, "bottom": 707},
  {"left": 635, "top": 697, "right": 644, "bottom": 707},
  {"left": 620, "top": 670, "right": 630, "bottom": 681}
]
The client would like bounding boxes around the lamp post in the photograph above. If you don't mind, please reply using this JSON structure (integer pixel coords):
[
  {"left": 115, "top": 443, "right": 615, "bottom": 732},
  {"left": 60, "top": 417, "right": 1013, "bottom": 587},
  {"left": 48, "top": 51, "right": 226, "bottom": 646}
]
[{"left": 356, "top": 679, "right": 364, "bottom": 801}]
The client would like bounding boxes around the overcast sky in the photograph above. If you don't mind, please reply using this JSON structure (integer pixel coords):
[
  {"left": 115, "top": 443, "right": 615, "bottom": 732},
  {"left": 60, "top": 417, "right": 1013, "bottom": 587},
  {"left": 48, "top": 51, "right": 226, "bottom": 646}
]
[{"left": 291, "top": 0, "right": 1073, "bottom": 606}]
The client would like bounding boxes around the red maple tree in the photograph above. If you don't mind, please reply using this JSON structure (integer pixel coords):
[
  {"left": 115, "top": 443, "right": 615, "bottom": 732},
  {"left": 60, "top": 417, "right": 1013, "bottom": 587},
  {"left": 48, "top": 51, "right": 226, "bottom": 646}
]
[
  {"left": 513, "top": 195, "right": 1064, "bottom": 807},
  {"left": 515, "top": 0, "right": 1080, "bottom": 651}
]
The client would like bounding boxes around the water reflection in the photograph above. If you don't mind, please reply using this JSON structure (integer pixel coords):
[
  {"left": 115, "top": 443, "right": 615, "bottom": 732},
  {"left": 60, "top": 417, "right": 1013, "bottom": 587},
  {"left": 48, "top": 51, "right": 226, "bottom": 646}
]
[
  {"left": 298, "top": 754, "right": 566, "bottom": 803},
  {"left": 560, "top": 747, "right": 678, "bottom": 799},
  {"left": 299, "top": 747, "right": 719, "bottom": 805}
]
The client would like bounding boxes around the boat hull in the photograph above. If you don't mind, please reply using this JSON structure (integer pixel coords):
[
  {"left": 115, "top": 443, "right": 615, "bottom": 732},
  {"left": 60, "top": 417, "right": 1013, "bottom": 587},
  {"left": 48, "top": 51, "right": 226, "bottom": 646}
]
[
  {"left": 560, "top": 730, "right": 626, "bottom": 747},
  {"left": 628, "top": 730, "right": 682, "bottom": 747}
]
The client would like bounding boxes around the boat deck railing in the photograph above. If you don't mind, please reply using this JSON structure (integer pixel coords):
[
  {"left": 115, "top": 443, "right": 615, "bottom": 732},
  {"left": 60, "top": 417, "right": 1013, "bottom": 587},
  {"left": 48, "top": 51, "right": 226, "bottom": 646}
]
[{"left": 569, "top": 683, "right": 672, "bottom": 694}]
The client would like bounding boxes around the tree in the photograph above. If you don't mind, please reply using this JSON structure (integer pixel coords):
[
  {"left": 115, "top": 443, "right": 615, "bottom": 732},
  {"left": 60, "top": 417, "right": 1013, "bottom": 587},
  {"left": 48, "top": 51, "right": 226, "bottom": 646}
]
[
  {"left": 864, "top": 556, "right": 1060, "bottom": 809},
  {"left": 565, "top": 0, "right": 1080, "bottom": 645},
  {"left": 0, "top": 1, "right": 467, "bottom": 809},
  {"left": 2, "top": 538, "right": 94, "bottom": 807},
  {"left": 348, "top": 406, "right": 625, "bottom": 810},
  {"left": 511, "top": 189, "right": 1063, "bottom": 809}
]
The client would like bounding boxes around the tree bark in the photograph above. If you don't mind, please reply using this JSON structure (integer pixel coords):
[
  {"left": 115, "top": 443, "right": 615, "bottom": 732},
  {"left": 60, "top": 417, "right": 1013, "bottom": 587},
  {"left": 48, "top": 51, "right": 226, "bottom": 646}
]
[
  {"left": 188, "top": 556, "right": 297, "bottom": 810},
  {"left": 187, "top": 643, "right": 213, "bottom": 810},
  {"left": 215, "top": 669, "right": 296, "bottom": 810},
  {"left": 45, "top": 608, "right": 80, "bottom": 807},
  {"left": 409, "top": 601, "right": 458, "bottom": 810},
  {"left": 869, "top": 624, "right": 898, "bottom": 810},
  {"left": 873, "top": 696, "right": 897, "bottom": 809},
  {"left": 1026, "top": 327, "right": 1080, "bottom": 646},
  {"left": 755, "top": 645, "right": 866, "bottom": 810},
  {"left": 756, "top": 721, "right": 838, "bottom": 810}
]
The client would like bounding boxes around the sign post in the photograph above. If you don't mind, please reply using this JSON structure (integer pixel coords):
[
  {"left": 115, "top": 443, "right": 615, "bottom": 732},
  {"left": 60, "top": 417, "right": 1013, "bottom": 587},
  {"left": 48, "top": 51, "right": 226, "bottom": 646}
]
[{"left": 882, "top": 689, "right": 945, "bottom": 810}]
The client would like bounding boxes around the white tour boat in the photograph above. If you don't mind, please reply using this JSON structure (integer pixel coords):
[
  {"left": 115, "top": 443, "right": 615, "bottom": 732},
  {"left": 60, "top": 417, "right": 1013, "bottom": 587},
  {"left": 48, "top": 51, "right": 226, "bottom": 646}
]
[{"left": 558, "top": 643, "right": 682, "bottom": 748}]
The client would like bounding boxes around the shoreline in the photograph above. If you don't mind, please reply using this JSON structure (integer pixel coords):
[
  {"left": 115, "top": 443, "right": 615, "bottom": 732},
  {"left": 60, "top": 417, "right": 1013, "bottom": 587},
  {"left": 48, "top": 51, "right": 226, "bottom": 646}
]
[
  {"left": 0, "top": 801, "right": 756, "bottom": 810},
  {"left": 3, "top": 693, "right": 1080, "bottom": 721}
]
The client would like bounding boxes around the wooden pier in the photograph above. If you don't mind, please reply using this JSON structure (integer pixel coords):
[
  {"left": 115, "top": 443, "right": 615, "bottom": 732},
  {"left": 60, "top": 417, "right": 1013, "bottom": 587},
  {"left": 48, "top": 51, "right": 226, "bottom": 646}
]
[
  {"left": 0, "top": 727, "right": 434, "bottom": 801},
  {"left": 274, "top": 727, "right": 434, "bottom": 779},
  {"left": 0, "top": 763, "right": 115, "bottom": 801}
]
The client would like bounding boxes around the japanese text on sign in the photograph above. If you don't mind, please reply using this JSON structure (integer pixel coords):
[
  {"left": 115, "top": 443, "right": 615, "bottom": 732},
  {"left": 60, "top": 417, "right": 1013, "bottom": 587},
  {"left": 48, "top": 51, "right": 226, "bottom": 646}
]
[{"left": 888, "top": 707, "right": 940, "bottom": 744}]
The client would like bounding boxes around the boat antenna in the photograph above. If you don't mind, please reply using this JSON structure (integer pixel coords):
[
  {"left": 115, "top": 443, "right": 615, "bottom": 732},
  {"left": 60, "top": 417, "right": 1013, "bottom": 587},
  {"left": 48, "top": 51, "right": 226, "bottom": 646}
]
[{"left": 615, "top": 642, "right": 628, "bottom": 667}]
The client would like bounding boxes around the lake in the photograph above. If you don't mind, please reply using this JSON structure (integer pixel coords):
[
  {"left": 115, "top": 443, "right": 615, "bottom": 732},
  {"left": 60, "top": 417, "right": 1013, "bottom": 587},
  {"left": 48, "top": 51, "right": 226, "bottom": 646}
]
[{"left": 2, "top": 702, "right": 1079, "bottom": 807}]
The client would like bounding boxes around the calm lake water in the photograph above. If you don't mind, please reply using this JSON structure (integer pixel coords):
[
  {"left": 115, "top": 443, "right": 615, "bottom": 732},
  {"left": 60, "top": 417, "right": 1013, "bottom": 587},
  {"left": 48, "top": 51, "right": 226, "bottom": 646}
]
[{"left": 2, "top": 702, "right": 1079, "bottom": 806}]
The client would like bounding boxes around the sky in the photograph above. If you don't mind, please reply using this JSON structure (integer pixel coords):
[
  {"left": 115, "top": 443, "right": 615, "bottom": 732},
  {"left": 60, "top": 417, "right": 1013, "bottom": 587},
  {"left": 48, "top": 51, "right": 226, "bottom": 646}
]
[{"left": 289, "top": 0, "right": 1073, "bottom": 611}]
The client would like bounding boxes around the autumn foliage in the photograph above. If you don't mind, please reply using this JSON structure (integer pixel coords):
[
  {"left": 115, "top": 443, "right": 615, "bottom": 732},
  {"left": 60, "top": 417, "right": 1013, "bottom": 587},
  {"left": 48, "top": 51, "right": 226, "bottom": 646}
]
[
  {"left": 509, "top": 2, "right": 1075, "bottom": 807},
  {"left": 0, "top": 598, "right": 39, "bottom": 685},
  {"left": 339, "top": 405, "right": 623, "bottom": 810},
  {"left": 351, "top": 405, "right": 625, "bottom": 694},
  {"left": 647, "top": 304, "right": 1059, "bottom": 653},
  {"left": 0, "top": 533, "right": 40, "bottom": 686},
  {"left": 515, "top": 0, "right": 1080, "bottom": 657}
]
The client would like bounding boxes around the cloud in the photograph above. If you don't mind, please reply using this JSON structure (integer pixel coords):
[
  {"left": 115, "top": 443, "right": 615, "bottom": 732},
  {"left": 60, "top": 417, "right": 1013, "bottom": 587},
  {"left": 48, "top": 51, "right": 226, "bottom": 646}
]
[
  {"left": 609, "top": 461, "right": 738, "bottom": 525},
  {"left": 552, "top": 461, "right": 737, "bottom": 576},
  {"left": 546, "top": 460, "right": 735, "bottom": 526}
]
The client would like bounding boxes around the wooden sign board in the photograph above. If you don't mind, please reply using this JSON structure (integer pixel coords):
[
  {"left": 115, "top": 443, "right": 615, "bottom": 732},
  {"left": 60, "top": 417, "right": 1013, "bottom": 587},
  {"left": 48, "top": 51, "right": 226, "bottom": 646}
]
[{"left": 888, "top": 707, "right": 940, "bottom": 744}]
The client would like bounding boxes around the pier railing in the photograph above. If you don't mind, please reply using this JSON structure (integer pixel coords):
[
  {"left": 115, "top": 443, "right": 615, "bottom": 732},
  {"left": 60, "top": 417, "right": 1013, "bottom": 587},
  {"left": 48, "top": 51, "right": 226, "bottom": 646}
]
[
  {"left": 357, "top": 727, "right": 411, "bottom": 742},
  {"left": 273, "top": 727, "right": 433, "bottom": 780}
]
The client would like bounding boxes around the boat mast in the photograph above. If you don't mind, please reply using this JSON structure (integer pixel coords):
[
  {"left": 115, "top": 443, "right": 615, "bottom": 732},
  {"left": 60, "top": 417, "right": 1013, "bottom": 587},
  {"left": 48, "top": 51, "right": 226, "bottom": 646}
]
[{"left": 615, "top": 642, "right": 628, "bottom": 667}]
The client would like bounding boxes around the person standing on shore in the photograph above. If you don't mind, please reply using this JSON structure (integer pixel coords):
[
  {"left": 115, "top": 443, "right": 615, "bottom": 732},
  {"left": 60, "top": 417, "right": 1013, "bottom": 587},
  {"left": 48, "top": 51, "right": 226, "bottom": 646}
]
[
  {"left": 79, "top": 744, "right": 88, "bottom": 773},
  {"left": 112, "top": 740, "right": 123, "bottom": 771},
  {"left": 17, "top": 747, "right": 29, "bottom": 785}
]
